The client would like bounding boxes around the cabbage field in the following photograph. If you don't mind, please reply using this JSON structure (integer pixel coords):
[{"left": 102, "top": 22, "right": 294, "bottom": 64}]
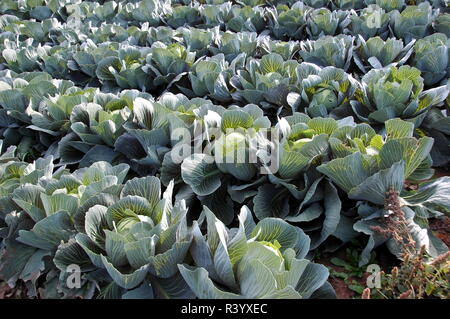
[{"left": 0, "top": 0, "right": 449, "bottom": 300}]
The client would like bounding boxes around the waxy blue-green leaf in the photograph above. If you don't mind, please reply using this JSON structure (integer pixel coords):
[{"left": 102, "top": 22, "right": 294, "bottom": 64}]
[
  {"left": 317, "top": 152, "right": 370, "bottom": 193},
  {"left": 181, "top": 154, "right": 221, "bottom": 196},
  {"left": 101, "top": 255, "right": 149, "bottom": 290}
]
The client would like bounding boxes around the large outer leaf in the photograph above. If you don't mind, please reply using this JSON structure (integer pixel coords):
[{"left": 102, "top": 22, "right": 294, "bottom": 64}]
[
  {"left": 385, "top": 118, "right": 414, "bottom": 139},
  {"left": 379, "top": 137, "right": 433, "bottom": 178},
  {"left": 40, "top": 193, "right": 79, "bottom": 217},
  {"left": 189, "top": 221, "right": 218, "bottom": 280},
  {"left": 295, "top": 262, "right": 329, "bottom": 298},
  {"left": 152, "top": 272, "right": 196, "bottom": 299},
  {"left": 239, "top": 259, "right": 278, "bottom": 298},
  {"left": 181, "top": 154, "right": 221, "bottom": 196},
  {"left": 75, "top": 233, "right": 105, "bottom": 269},
  {"left": 317, "top": 152, "right": 370, "bottom": 193},
  {"left": 84, "top": 205, "right": 108, "bottom": 247},
  {"left": 54, "top": 238, "right": 96, "bottom": 273},
  {"left": 107, "top": 196, "right": 153, "bottom": 229},
  {"left": 348, "top": 161, "right": 405, "bottom": 205},
  {"left": 402, "top": 176, "right": 450, "bottom": 213},
  {"left": 124, "top": 236, "right": 156, "bottom": 269},
  {"left": 0, "top": 240, "right": 37, "bottom": 287},
  {"left": 199, "top": 184, "right": 234, "bottom": 225},
  {"left": 12, "top": 184, "right": 46, "bottom": 222},
  {"left": 178, "top": 265, "right": 241, "bottom": 299},
  {"left": 104, "top": 230, "right": 128, "bottom": 267}
]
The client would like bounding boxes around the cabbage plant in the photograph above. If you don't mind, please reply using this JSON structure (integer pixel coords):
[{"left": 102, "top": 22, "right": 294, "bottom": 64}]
[
  {"left": 120, "top": 0, "right": 166, "bottom": 25},
  {"left": 226, "top": 5, "right": 266, "bottom": 33},
  {"left": 318, "top": 118, "right": 450, "bottom": 264},
  {"left": 172, "top": 104, "right": 270, "bottom": 224},
  {"left": 0, "top": 156, "right": 195, "bottom": 298},
  {"left": 142, "top": 42, "right": 195, "bottom": 90},
  {"left": 210, "top": 31, "right": 258, "bottom": 62},
  {"left": 199, "top": 2, "right": 234, "bottom": 29},
  {"left": 287, "top": 63, "right": 359, "bottom": 117},
  {"left": 433, "top": 13, "right": 450, "bottom": 38},
  {"left": 180, "top": 104, "right": 270, "bottom": 195},
  {"left": 1, "top": 0, "right": 450, "bottom": 300},
  {"left": 333, "top": 0, "right": 365, "bottom": 10},
  {"left": 266, "top": 2, "right": 311, "bottom": 40},
  {"left": 230, "top": 53, "right": 299, "bottom": 108},
  {"left": 302, "top": 0, "right": 331, "bottom": 8},
  {"left": 252, "top": 115, "right": 356, "bottom": 250},
  {"left": 95, "top": 45, "right": 152, "bottom": 91},
  {"left": 75, "top": 175, "right": 193, "bottom": 298},
  {"left": 0, "top": 153, "right": 81, "bottom": 297},
  {"left": 347, "top": 5, "right": 391, "bottom": 39},
  {"left": 179, "top": 27, "right": 216, "bottom": 57},
  {"left": 306, "top": 8, "right": 353, "bottom": 39},
  {"left": 114, "top": 96, "right": 170, "bottom": 175},
  {"left": 0, "top": 71, "right": 81, "bottom": 157},
  {"left": 181, "top": 53, "right": 245, "bottom": 103},
  {"left": 351, "top": 65, "right": 449, "bottom": 126},
  {"left": 259, "top": 38, "right": 300, "bottom": 61},
  {"left": 391, "top": 2, "right": 438, "bottom": 43},
  {"left": 179, "top": 206, "right": 334, "bottom": 299},
  {"left": 165, "top": 4, "right": 201, "bottom": 28},
  {"left": 410, "top": 33, "right": 450, "bottom": 86},
  {"left": 58, "top": 90, "right": 151, "bottom": 167},
  {"left": 1, "top": 38, "right": 48, "bottom": 73}
]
